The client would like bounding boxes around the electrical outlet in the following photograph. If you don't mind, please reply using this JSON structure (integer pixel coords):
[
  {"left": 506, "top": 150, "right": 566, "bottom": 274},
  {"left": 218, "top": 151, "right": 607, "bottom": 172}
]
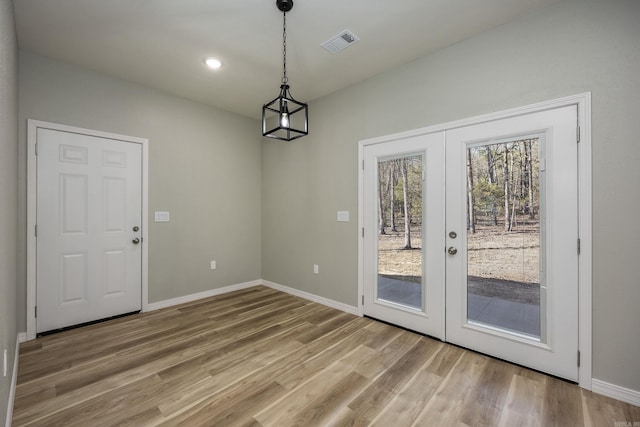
[
  {"left": 313, "top": 264, "right": 319, "bottom": 274},
  {"left": 210, "top": 260, "right": 217, "bottom": 270}
]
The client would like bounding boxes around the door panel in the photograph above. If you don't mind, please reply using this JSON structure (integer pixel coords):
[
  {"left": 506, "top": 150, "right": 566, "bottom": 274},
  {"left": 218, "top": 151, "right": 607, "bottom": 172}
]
[
  {"left": 103, "top": 250, "right": 127, "bottom": 296},
  {"left": 60, "top": 252, "right": 87, "bottom": 304},
  {"left": 445, "top": 105, "right": 578, "bottom": 381},
  {"left": 37, "top": 128, "right": 142, "bottom": 333},
  {"left": 60, "top": 173, "right": 88, "bottom": 234},
  {"left": 363, "top": 133, "right": 445, "bottom": 338}
]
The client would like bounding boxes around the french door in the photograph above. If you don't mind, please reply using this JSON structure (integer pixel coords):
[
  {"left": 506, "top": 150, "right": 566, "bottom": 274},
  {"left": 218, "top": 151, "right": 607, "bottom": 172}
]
[
  {"left": 362, "top": 105, "right": 579, "bottom": 381},
  {"left": 362, "top": 132, "right": 445, "bottom": 338}
]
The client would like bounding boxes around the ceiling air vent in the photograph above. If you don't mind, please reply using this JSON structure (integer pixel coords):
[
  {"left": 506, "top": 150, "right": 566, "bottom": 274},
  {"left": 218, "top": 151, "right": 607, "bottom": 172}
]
[{"left": 321, "top": 30, "right": 360, "bottom": 54}]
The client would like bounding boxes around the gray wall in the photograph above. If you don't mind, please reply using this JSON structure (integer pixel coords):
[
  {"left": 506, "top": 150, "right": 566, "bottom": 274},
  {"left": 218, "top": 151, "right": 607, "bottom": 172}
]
[
  {"left": 0, "top": 0, "right": 18, "bottom": 421},
  {"left": 17, "top": 52, "right": 263, "bottom": 330},
  {"left": 262, "top": 0, "right": 640, "bottom": 391}
]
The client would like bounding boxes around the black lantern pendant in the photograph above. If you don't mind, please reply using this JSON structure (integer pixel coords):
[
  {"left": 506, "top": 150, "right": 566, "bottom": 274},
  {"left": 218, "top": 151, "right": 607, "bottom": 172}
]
[{"left": 262, "top": 0, "right": 308, "bottom": 141}]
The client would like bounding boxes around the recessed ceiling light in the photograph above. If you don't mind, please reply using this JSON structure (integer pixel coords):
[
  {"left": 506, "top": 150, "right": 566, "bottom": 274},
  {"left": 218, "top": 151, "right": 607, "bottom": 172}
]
[{"left": 204, "top": 57, "right": 222, "bottom": 70}]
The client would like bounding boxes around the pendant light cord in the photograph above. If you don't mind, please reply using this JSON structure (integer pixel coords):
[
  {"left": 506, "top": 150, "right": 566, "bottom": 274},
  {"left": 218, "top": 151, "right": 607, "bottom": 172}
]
[{"left": 282, "top": 12, "right": 288, "bottom": 85}]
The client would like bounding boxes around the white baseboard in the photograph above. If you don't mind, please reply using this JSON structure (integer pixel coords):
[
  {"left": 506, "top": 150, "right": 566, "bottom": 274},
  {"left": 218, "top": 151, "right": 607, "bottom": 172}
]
[
  {"left": 261, "top": 280, "right": 359, "bottom": 316},
  {"left": 5, "top": 334, "right": 21, "bottom": 427},
  {"left": 145, "top": 280, "right": 262, "bottom": 312},
  {"left": 592, "top": 379, "right": 640, "bottom": 407},
  {"left": 146, "top": 278, "right": 359, "bottom": 318}
]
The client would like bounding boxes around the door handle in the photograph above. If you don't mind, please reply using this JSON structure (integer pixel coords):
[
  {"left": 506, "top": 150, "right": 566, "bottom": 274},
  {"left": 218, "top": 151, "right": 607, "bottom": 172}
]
[
  {"left": 132, "top": 237, "right": 140, "bottom": 244},
  {"left": 447, "top": 246, "right": 457, "bottom": 255}
]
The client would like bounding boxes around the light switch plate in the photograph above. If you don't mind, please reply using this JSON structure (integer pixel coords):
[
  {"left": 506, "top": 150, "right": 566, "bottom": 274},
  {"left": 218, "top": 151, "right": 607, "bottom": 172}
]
[
  {"left": 154, "top": 211, "right": 170, "bottom": 222},
  {"left": 337, "top": 211, "right": 350, "bottom": 222}
]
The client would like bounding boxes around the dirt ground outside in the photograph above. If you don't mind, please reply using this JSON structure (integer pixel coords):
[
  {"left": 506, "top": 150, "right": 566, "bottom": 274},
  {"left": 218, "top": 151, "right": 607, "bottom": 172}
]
[{"left": 378, "top": 221, "right": 540, "bottom": 301}]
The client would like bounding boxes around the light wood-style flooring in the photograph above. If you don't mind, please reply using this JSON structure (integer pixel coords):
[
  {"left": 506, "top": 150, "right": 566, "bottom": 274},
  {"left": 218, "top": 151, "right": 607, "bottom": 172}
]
[{"left": 13, "top": 286, "right": 639, "bottom": 426}]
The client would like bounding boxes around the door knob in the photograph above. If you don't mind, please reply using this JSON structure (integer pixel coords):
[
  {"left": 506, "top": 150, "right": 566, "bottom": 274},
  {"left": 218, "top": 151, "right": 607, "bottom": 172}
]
[
  {"left": 132, "top": 237, "right": 140, "bottom": 244},
  {"left": 447, "top": 246, "right": 457, "bottom": 255}
]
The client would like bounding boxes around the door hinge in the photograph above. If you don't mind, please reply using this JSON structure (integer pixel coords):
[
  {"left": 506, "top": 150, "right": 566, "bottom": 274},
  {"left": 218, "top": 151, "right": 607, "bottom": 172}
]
[
  {"left": 35, "top": 225, "right": 38, "bottom": 237},
  {"left": 35, "top": 306, "right": 37, "bottom": 318},
  {"left": 35, "top": 142, "right": 38, "bottom": 155},
  {"left": 362, "top": 295, "right": 364, "bottom": 305},
  {"left": 577, "top": 350, "right": 581, "bottom": 367},
  {"left": 362, "top": 228, "right": 364, "bottom": 238},
  {"left": 362, "top": 160, "right": 365, "bottom": 170},
  {"left": 577, "top": 126, "right": 581, "bottom": 143},
  {"left": 577, "top": 238, "right": 581, "bottom": 255}
]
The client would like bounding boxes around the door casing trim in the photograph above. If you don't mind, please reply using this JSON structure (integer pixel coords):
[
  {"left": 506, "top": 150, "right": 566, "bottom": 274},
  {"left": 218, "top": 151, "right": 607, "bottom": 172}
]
[
  {"left": 26, "top": 119, "right": 150, "bottom": 340},
  {"left": 358, "top": 93, "right": 592, "bottom": 389}
]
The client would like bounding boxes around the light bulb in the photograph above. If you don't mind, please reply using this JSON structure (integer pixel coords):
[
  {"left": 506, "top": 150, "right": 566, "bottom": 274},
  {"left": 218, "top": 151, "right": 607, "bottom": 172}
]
[{"left": 280, "top": 102, "right": 290, "bottom": 128}]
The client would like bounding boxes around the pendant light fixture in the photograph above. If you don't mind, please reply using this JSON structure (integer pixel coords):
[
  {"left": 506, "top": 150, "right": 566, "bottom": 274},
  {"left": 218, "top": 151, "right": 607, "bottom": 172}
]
[{"left": 262, "top": 0, "right": 308, "bottom": 141}]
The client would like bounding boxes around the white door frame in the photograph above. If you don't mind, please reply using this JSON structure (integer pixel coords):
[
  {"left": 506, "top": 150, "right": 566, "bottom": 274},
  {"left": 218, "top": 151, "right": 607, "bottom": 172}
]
[
  {"left": 358, "top": 93, "right": 592, "bottom": 389},
  {"left": 26, "top": 119, "right": 150, "bottom": 340}
]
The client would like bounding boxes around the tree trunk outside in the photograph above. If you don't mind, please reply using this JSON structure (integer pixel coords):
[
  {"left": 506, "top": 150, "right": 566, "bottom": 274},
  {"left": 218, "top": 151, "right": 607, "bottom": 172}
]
[
  {"left": 467, "top": 148, "right": 476, "bottom": 234},
  {"left": 526, "top": 139, "right": 535, "bottom": 219},
  {"left": 503, "top": 146, "right": 512, "bottom": 232},
  {"left": 487, "top": 147, "right": 497, "bottom": 184},
  {"left": 390, "top": 161, "right": 397, "bottom": 232},
  {"left": 401, "top": 158, "right": 412, "bottom": 249},
  {"left": 487, "top": 147, "right": 498, "bottom": 225},
  {"left": 378, "top": 164, "right": 386, "bottom": 234}
]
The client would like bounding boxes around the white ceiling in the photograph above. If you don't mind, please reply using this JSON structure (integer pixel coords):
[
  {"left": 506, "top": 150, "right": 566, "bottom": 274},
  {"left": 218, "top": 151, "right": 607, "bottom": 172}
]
[{"left": 13, "top": 0, "right": 560, "bottom": 119}]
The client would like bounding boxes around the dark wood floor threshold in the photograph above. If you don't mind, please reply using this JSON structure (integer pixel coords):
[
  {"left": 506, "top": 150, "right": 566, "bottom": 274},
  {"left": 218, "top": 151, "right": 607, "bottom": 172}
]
[{"left": 37, "top": 310, "right": 141, "bottom": 337}]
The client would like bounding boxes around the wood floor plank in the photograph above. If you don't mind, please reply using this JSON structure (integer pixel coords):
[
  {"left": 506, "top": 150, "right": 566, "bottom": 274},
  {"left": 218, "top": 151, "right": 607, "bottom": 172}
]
[
  {"left": 581, "top": 390, "right": 632, "bottom": 427},
  {"left": 348, "top": 338, "right": 441, "bottom": 423},
  {"left": 256, "top": 345, "right": 376, "bottom": 426},
  {"left": 352, "top": 330, "right": 421, "bottom": 380},
  {"left": 12, "top": 286, "right": 639, "bottom": 426},
  {"left": 369, "top": 353, "right": 444, "bottom": 426},
  {"left": 275, "top": 327, "right": 375, "bottom": 391},
  {"left": 291, "top": 371, "right": 370, "bottom": 427},
  {"left": 411, "top": 350, "right": 487, "bottom": 426},
  {"left": 156, "top": 326, "right": 308, "bottom": 416},
  {"left": 384, "top": 374, "right": 445, "bottom": 426},
  {"left": 496, "top": 373, "right": 545, "bottom": 427},
  {"left": 457, "top": 356, "right": 517, "bottom": 426},
  {"left": 542, "top": 375, "right": 585, "bottom": 426}
]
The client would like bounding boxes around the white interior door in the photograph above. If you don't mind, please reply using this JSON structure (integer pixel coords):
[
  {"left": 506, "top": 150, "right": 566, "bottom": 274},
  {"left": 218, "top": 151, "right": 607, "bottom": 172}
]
[
  {"left": 362, "top": 132, "right": 445, "bottom": 338},
  {"left": 36, "top": 128, "right": 143, "bottom": 333},
  {"left": 445, "top": 105, "right": 579, "bottom": 381}
]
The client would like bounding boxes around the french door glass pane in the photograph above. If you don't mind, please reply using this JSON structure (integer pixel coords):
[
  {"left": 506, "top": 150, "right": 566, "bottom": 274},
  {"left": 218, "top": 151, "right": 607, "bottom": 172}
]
[
  {"left": 466, "top": 138, "right": 543, "bottom": 339},
  {"left": 377, "top": 154, "right": 423, "bottom": 310}
]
